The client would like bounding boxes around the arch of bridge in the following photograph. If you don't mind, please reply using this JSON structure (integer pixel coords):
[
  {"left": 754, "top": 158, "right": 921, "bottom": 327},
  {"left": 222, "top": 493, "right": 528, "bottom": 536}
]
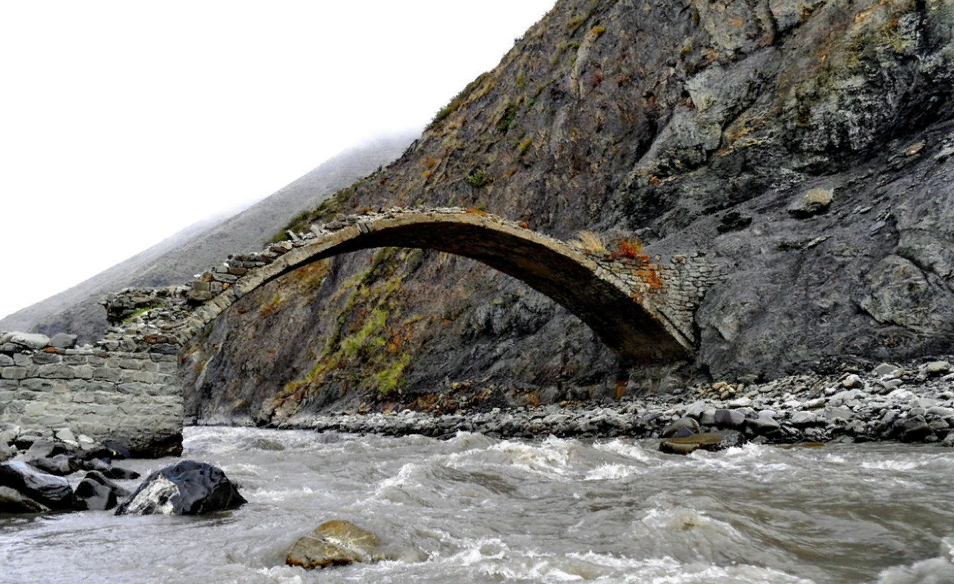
[{"left": 173, "top": 209, "right": 692, "bottom": 365}]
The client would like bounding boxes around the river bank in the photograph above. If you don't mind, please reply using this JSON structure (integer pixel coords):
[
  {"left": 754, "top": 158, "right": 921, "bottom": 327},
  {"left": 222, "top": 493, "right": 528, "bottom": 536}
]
[{"left": 237, "top": 358, "right": 954, "bottom": 447}]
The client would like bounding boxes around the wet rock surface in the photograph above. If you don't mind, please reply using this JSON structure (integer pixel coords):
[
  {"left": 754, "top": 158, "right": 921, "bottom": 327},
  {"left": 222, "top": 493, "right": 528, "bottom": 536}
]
[
  {"left": 286, "top": 520, "right": 385, "bottom": 570},
  {"left": 0, "top": 461, "right": 74, "bottom": 511},
  {"left": 72, "top": 471, "right": 130, "bottom": 511},
  {"left": 115, "top": 460, "right": 246, "bottom": 516}
]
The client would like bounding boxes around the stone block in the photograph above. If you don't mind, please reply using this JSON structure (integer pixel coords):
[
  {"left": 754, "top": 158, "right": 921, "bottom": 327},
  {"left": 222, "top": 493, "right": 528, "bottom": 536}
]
[
  {"left": 142, "top": 361, "right": 159, "bottom": 373},
  {"left": 49, "top": 333, "right": 77, "bottom": 349},
  {"left": 0, "top": 355, "right": 13, "bottom": 367},
  {"left": 133, "top": 371, "right": 158, "bottom": 383},
  {"left": 13, "top": 354, "right": 33, "bottom": 367},
  {"left": 36, "top": 364, "right": 78, "bottom": 379},
  {"left": 92, "top": 367, "right": 122, "bottom": 382},
  {"left": 118, "top": 359, "right": 144, "bottom": 370},
  {"left": 7, "top": 332, "right": 50, "bottom": 350},
  {"left": 19, "top": 378, "right": 68, "bottom": 393},
  {"left": 1, "top": 367, "right": 28, "bottom": 380},
  {"left": 62, "top": 354, "right": 88, "bottom": 364}
]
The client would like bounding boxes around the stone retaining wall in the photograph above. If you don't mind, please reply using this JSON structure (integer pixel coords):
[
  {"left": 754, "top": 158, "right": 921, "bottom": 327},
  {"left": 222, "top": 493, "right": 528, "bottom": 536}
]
[{"left": 0, "top": 334, "right": 183, "bottom": 457}]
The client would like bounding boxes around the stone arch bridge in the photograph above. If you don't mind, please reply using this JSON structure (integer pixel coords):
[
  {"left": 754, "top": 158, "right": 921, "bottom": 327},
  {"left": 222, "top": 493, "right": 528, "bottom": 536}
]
[
  {"left": 108, "top": 207, "right": 721, "bottom": 364},
  {"left": 0, "top": 208, "right": 721, "bottom": 456}
]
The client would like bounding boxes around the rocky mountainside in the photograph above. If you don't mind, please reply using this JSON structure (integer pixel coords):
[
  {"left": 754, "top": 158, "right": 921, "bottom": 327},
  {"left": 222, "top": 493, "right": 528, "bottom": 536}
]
[
  {"left": 0, "top": 133, "right": 416, "bottom": 342},
  {"left": 179, "top": 0, "right": 954, "bottom": 424}
]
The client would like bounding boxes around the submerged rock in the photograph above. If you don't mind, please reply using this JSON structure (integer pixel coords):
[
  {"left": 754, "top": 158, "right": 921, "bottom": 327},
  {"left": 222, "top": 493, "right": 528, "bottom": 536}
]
[
  {"left": 659, "top": 432, "right": 743, "bottom": 455},
  {"left": 0, "top": 461, "right": 74, "bottom": 510},
  {"left": 286, "top": 520, "right": 386, "bottom": 570},
  {"left": 115, "top": 460, "right": 245, "bottom": 516}
]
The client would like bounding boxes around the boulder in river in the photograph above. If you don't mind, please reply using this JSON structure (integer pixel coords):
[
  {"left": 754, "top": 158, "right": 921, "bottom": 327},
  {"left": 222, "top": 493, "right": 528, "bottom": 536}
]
[
  {"left": 73, "top": 471, "right": 130, "bottom": 511},
  {"left": 0, "top": 485, "right": 49, "bottom": 513},
  {"left": 114, "top": 460, "right": 246, "bottom": 516},
  {"left": 659, "top": 431, "right": 745, "bottom": 455},
  {"left": 0, "top": 461, "right": 74, "bottom": 510},
  {"left": 286, "top": 520, "right": 388, "bottom": 569}
]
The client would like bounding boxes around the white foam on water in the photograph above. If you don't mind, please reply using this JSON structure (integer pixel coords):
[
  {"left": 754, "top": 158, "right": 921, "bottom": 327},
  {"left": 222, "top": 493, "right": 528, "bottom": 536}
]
[
  {"left": 251, "top": 486, "right": 315, "bottom": 503},
  {"left": 594, "top": 439, "right": 658, "bottom": 463},
  {"left": 222, "top": 463, "right": 261, "bottom": 477},
  {"left": 584, "top": 463, "right": 641, "bottom": 481},
  {"left": 252, "top": 566, "right": 305, "bottom": 584},
  {"left": 488, "top": 436, "right": 581, "bottom": 478}
]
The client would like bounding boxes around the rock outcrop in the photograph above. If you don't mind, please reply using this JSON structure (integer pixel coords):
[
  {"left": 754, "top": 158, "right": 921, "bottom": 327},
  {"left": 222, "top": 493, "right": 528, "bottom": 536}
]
[{"left": 165, "top": 0, "right": 954, "bottom": 422}]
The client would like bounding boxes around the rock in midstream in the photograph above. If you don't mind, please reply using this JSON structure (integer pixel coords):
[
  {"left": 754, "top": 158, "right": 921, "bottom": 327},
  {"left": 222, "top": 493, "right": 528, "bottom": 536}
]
[{"left": 115, "top": 460, "right": 245, "bottom": 516}]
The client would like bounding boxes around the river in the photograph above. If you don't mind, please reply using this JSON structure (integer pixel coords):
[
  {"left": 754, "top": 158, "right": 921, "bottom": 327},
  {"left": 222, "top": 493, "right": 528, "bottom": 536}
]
[{"left": 1, "top": 427, "right": 953, "bottom": 583}]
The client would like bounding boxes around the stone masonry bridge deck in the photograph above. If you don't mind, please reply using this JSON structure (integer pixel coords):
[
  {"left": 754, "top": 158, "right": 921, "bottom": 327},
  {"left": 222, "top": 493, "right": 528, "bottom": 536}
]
[{"left": 106, "top": 207, "right": 723, "bottom": 365}]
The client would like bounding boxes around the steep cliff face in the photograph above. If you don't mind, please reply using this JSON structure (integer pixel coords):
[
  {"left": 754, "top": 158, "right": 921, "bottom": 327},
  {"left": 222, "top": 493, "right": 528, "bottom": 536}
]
[{"left": 182, "top": 0, "right": 954, "bottom": 423}]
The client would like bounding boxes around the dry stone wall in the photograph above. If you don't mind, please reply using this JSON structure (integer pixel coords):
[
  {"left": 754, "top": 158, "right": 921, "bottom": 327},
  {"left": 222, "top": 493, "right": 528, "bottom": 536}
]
[{"left": 0, "top": 332, "right": 183, "bottom": 457}]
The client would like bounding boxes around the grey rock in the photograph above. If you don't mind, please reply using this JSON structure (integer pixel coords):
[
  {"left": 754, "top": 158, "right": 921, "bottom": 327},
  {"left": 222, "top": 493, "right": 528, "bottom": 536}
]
[
  {"left": 661, "top": 417, "right": 700, "bottom": 438},
  {"left": 72, "top": 471, "right": 129, "bottom": 511},
  {"left": 788, "top": 188, "right": 833, "bottom": 218},
  {"left": 899, "top": 415, "right": 932, "bottom": 443},
  {"left": 0, "top": 461, "right": 73, "bottom": 510},
  {"left": 842, "top": 375, "right": 863, "bottom": 389},
  {"left": 0, "top": 485, "right": 50, "bottom": 513},
  {"left": 751, "top": 411, "right": 781, "bottom": 433},
  {"left": 942, "top": 431, "right": 954, "bottom": 447},
  {"left": 27, "top": 454, "right": 77, "bottom": 476},
  {"left": 49, "top": 333, "right": 77, "bottom": 349},
  {"left": 925, "top": 361, "right": 951, "bottom": 375},
  {"left": 0, "top": 442, "right": 15, "bottom": 463},
  {"left": 790, "top": 411, "right": 822, "bottom": 427},
  {"left": 683, "top": 401, "right": 708, "bottom": 419},
  {"left": 54, "top": 428, "right": 78, "bottom": 446},
  {"left": 874, "top": 363, "right": 901, "bottom": 377},
  {"left": 713, "top": 409, "right": 746, "bottom": 429},
  {"left": 0, "top": 355, "right": 12, "bottom": 367},
  {"left": 6, "top": 332, "right": 50, "bottom": 350}
]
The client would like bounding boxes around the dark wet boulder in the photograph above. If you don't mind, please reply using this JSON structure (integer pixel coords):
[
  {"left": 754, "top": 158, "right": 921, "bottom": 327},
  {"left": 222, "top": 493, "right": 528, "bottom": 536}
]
[
  {"left": 24, "top": 439, "right": 75, "bottom": 461},
  {"left": 82, "top": 440, "right": 131, "bottom": 462},
  {"left": 27, "top": 453, "right": 79, "bottom": 476},
  {"left": 714, "top": 409, "right": 746, "bottom": 429},
  {"left": 661, "top": 417, "right": 700, "bottom": 438},
  {"left": 0, "top": 485, "right": 49, "bottom": 513},
  {"left": 286, "top": 520, "right": 387, "bottom": 569},
  {"left": 0, "top": 461, "right": 74, "bottom": 510},
  {"left": 73, "top": 471, "right": 130, "bottom": 511},
  {"left": 114, "top": 460, "right": 245, "bottom": 516},
  {"left": 80, "top": 458, "right": 141, "bottom": 480}
]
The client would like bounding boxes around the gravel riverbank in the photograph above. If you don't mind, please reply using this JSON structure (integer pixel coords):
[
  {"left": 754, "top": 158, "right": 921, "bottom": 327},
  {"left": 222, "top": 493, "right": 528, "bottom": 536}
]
[{"left": 258, "top": 359, "right": 954, "bottom": 446}]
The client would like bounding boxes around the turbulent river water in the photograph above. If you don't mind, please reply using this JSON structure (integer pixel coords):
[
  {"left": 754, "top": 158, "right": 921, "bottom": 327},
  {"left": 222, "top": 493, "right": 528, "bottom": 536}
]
[{"left": 2, "top": 427, "right": 954, "bottom": 584}]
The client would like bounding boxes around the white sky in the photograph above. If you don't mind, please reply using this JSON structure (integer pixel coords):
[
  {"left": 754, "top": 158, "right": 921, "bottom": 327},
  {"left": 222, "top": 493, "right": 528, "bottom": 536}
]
[{"left": 0, "top": 0, "right": 555, "bottom": 321}]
